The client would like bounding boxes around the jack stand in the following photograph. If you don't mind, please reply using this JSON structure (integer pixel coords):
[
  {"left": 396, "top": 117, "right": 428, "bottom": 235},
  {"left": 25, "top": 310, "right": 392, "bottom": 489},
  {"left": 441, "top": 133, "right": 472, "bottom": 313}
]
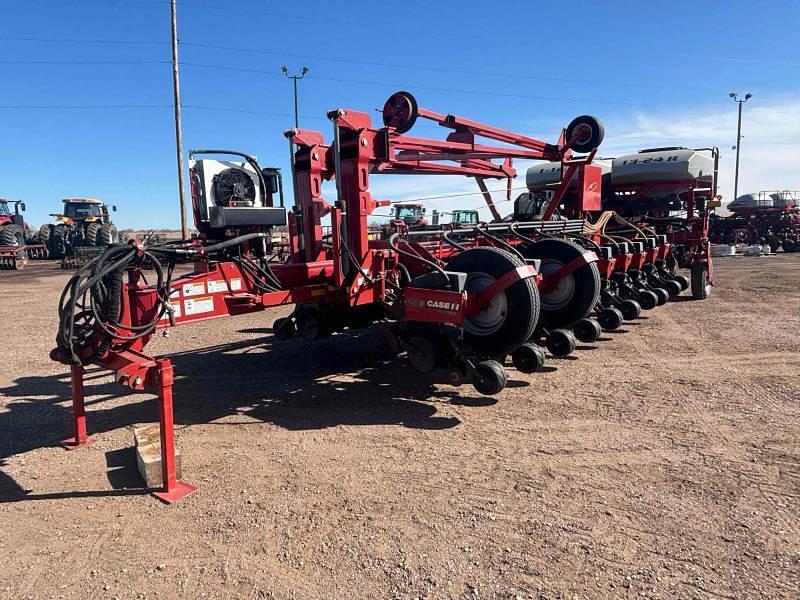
[
  {"left": 151, "top": 359, "right": 197, "bottom": 504},
  {"left": 61, "top": 364, "right": 94, "bottom": 450},
  {"left": 60, "top": 357, "right": 196, "bottom": 503}
]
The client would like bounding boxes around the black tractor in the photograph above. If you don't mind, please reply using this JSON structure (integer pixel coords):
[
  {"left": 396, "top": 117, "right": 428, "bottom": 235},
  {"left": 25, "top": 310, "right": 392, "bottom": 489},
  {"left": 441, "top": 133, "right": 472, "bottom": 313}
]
[{"left": 38, "top": 198, "right": 118, "bottom": 259}]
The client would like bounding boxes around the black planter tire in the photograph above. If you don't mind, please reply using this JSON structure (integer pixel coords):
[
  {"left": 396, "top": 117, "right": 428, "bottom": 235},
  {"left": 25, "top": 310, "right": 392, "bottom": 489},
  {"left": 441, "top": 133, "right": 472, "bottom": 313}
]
[
  {"left": 574, "top": 318, "right": 602, "bottom": 342},
  {"left": 597, "top": 307, "right": 624, "bottom": 331},
  {"left": 273, "top": 317, "right": 296, "bottom": 341},
  {"left": 619, "top": 299, "right": 641, "bottom": 320},
  {"left": 521, "top": 238, "right": 600, "bottom": 329},
  {"left": 691, "top": 261, "right": 711, "bottom": 300},
  {"left": 511, "top": 343, "right": 546, "bottom": 374},
  {"left": 637, "top": 290, "right": 658, "bottom": 310},
  {"left": 653, "top": 287, "right": 669, "bottom": 305},
  {"left": 472, "top": 360, "right": 507, "bottom": 395},
  {"left": 546, "top": 328, "right": 576, "bottom": 357},
  {"left": 665, "top": 279, "right": 683, "bottom": 298},
  {"left": 674, "top": 274, "right": 690, "bottom": 291},
  {"left": 447, "top": 247, "right": 539, "bottom": 357},
  {"left": 565, "top": 115, "right": 605, "bottom": 153}
]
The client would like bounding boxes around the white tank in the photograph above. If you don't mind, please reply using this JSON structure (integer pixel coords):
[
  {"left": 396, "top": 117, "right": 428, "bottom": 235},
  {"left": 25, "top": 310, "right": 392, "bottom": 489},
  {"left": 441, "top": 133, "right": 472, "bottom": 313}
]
[
  {"left": 525, "top": 159, "right": 611, "bottom": 192},
  {"left": 610, "top": 148, "right": 714, "bottom": 186}
]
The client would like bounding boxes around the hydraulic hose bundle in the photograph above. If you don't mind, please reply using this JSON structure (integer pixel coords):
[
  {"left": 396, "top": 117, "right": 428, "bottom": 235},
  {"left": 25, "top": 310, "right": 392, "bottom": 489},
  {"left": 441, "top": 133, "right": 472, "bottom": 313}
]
[
  {"left": 56, "top": 243, "right": 174, "bottom": 365},
  {"left": 55, "top": 233, "right": 283, "bottom": 366}
]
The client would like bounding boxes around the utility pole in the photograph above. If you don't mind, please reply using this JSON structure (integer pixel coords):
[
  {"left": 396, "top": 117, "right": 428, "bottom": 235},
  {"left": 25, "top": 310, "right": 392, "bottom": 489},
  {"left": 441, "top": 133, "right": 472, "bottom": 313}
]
[
  {"left": 281, "top": 65, "right": 309, "bottom": 129},
  {"left": 170, "top": 0, "right": 188, "bottom": 239},
  {"left": 729, "top": 91, "right": 752, "bottom": 202}
]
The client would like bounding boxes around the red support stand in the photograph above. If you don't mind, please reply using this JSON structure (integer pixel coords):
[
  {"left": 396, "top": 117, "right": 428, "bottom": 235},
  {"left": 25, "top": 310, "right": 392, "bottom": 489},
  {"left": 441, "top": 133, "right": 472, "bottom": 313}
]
[
  {"left": 61, "top": 364, "right": 94, "bottom": 450},
  {"left": 151, "top": 359, "right": 197, "bottom": 504}
]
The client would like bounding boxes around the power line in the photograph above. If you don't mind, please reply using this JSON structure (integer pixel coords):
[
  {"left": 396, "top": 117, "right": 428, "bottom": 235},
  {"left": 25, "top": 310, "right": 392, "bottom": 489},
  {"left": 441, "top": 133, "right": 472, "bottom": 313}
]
[
  {"left": 179, "top": 61, "right": 670, "bottom": 108},
  {"left": 0, "top": 103, "right": 322, "bottom": 120},
  {"left": 0, "top": 105, "right": 796, "bottom": 146},
  {"left": 180, "top": 42, "right": 671, "bottom": 90},
  {"left": 0, "top": 104, "right": 171, "bottom": 110},
  {"left": 0, "top": 35, "right": 675, "bottom": 91},
  {"left": 0, "top": 36, "right": 167, "bottom": 45},
  {"left": 0, "top": 60, "right": 168, "bottom": 65},
  {"left": 672, "top": 53, "right": 800, "bottom": 67},
  {"left": 0, "top": 55, "right": 793, "bottom": 119},
  {"left": 184, "top": 105, "right": 325, "bottom": 120}
]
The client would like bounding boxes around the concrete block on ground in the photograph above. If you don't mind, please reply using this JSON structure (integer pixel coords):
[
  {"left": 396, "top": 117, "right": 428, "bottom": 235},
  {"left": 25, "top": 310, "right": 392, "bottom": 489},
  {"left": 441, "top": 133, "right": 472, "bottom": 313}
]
[{"left": 132, "top": 423, "right": 182, "bottom": 488}]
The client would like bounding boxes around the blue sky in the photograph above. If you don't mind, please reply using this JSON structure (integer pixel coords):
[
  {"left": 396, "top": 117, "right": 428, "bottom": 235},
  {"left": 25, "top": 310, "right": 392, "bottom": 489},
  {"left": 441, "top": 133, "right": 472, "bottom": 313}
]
[{"left": 1, "top": 0, "right": 798, "bottom": 228}]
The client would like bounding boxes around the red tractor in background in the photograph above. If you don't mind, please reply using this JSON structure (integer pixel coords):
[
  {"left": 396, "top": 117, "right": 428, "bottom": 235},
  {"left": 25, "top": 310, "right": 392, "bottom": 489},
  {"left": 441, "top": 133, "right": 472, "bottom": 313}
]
[
  {"left": 392, "top": 202, "right": 428, "bottom": 227},
  {"left": 0, "top": 198, "right": 35, "bottom": 246},
  {"left": 0, "top": 198, "right": 46, "bottom": 269}
]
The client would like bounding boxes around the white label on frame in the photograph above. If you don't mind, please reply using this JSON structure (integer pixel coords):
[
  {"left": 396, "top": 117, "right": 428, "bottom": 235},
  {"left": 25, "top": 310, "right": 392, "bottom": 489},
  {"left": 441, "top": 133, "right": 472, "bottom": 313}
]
[
  {"left": 184, "top": 296, "right": 214, "bottom": 315},
  {"left": 182, "top": 282, "right": 206, "bottom": 297}
]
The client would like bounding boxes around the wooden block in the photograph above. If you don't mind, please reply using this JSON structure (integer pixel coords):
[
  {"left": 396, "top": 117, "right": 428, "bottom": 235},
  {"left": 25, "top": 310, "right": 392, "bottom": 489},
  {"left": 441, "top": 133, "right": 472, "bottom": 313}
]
[{"left": 132, "top": 424, "right": 182, "bottom": 488}]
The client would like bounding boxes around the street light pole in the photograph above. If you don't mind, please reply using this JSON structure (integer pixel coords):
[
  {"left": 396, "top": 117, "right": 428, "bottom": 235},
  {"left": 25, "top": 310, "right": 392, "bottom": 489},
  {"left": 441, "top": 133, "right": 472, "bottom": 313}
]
[
  {"left": 281, "top": 66, "right": 309, "bottom": 129},
  {"left": 729, "top": 91, "right": 752, "bottom": 202}
]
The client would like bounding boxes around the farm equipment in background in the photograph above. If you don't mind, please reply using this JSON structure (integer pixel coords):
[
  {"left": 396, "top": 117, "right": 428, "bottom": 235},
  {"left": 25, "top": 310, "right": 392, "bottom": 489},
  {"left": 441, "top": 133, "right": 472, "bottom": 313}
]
[
  {"left": 428, "top": 208, "right": 479, "bottom": 230},
  {"left": 0, "top": 198, "right": 46, "bottom": 269},
  {"left": 51, "top": 91, "right": 701, "bottom": 503},
  {"left": 449, "top": 209, "right": 480, "bottom": 226},
  {"left": 392, "top": 202, "right": 428, "bottom": 227},
  {"left": 379, "top": 202, "right": 429, "bottom": 238},
  {"left": 37, "top": 198, "right": 119, "bottom": 266},
  {"left": 710, "top": 190, "right": 800, "bottom": 252}
]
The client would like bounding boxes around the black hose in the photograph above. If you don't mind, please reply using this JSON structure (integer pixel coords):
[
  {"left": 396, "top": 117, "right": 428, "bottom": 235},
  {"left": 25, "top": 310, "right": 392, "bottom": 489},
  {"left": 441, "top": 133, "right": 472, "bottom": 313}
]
[
  {"left": 473, "top": 224, "right": 525, "bottom": 260},
  {"left": 388, "top": 233, "right": 450, "bottom": 284},
  {"left": 442, "top": 229, "right": 468, "bottom": 251}
]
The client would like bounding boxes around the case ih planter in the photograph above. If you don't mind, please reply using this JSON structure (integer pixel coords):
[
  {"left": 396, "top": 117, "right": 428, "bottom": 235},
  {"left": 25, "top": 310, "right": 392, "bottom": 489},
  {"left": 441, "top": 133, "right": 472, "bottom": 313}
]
[
  {"left": 52, "top": 92, "right": 716, "bottom": 502},
  {"left": 49, "top": 92, "right": 606, "bottom": 501},
  {"left": 50, "top": 92, "right": 699, "bottom": 503}
]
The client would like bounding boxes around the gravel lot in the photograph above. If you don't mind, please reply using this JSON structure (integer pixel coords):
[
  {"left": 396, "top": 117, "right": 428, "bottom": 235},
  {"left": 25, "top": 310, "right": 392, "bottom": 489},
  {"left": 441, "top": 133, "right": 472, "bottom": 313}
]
[{"left": 1, "top": 256, "right": 798, "bottom": 599}]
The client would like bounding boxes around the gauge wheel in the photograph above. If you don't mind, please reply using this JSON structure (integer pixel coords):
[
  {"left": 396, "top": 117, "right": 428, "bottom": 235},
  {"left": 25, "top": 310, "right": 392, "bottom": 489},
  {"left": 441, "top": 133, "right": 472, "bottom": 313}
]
[{"left": 472, "top": 360, "right": 507, "bottom": 396}]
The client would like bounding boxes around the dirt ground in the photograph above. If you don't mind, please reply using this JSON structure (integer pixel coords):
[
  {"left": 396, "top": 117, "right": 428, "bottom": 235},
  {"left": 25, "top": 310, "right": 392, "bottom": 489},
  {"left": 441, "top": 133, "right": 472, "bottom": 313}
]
[{"left": 1, "top": 256, "right": 798, "bottom": 599}]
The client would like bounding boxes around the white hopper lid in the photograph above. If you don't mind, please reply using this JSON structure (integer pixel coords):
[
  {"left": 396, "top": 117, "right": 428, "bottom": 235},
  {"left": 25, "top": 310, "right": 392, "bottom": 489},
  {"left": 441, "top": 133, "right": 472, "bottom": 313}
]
[{"left": 611, "top": 148, "right": 713, "bottom": 186}]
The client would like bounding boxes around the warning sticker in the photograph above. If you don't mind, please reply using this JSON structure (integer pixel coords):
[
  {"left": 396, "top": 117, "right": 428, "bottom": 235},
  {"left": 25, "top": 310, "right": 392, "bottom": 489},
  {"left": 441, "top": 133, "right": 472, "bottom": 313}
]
[
  {"left": 207, "top": 280, "right": 226, "bottom": 293},
  {"left": 184, "top": 296, "right": 214, "bottom": 316},
  {"left": 182, "top": 282, "right": 206, "bottom": 297},
  {"left": 207, "top": 278, "right": 243, "bottom": 293}
]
